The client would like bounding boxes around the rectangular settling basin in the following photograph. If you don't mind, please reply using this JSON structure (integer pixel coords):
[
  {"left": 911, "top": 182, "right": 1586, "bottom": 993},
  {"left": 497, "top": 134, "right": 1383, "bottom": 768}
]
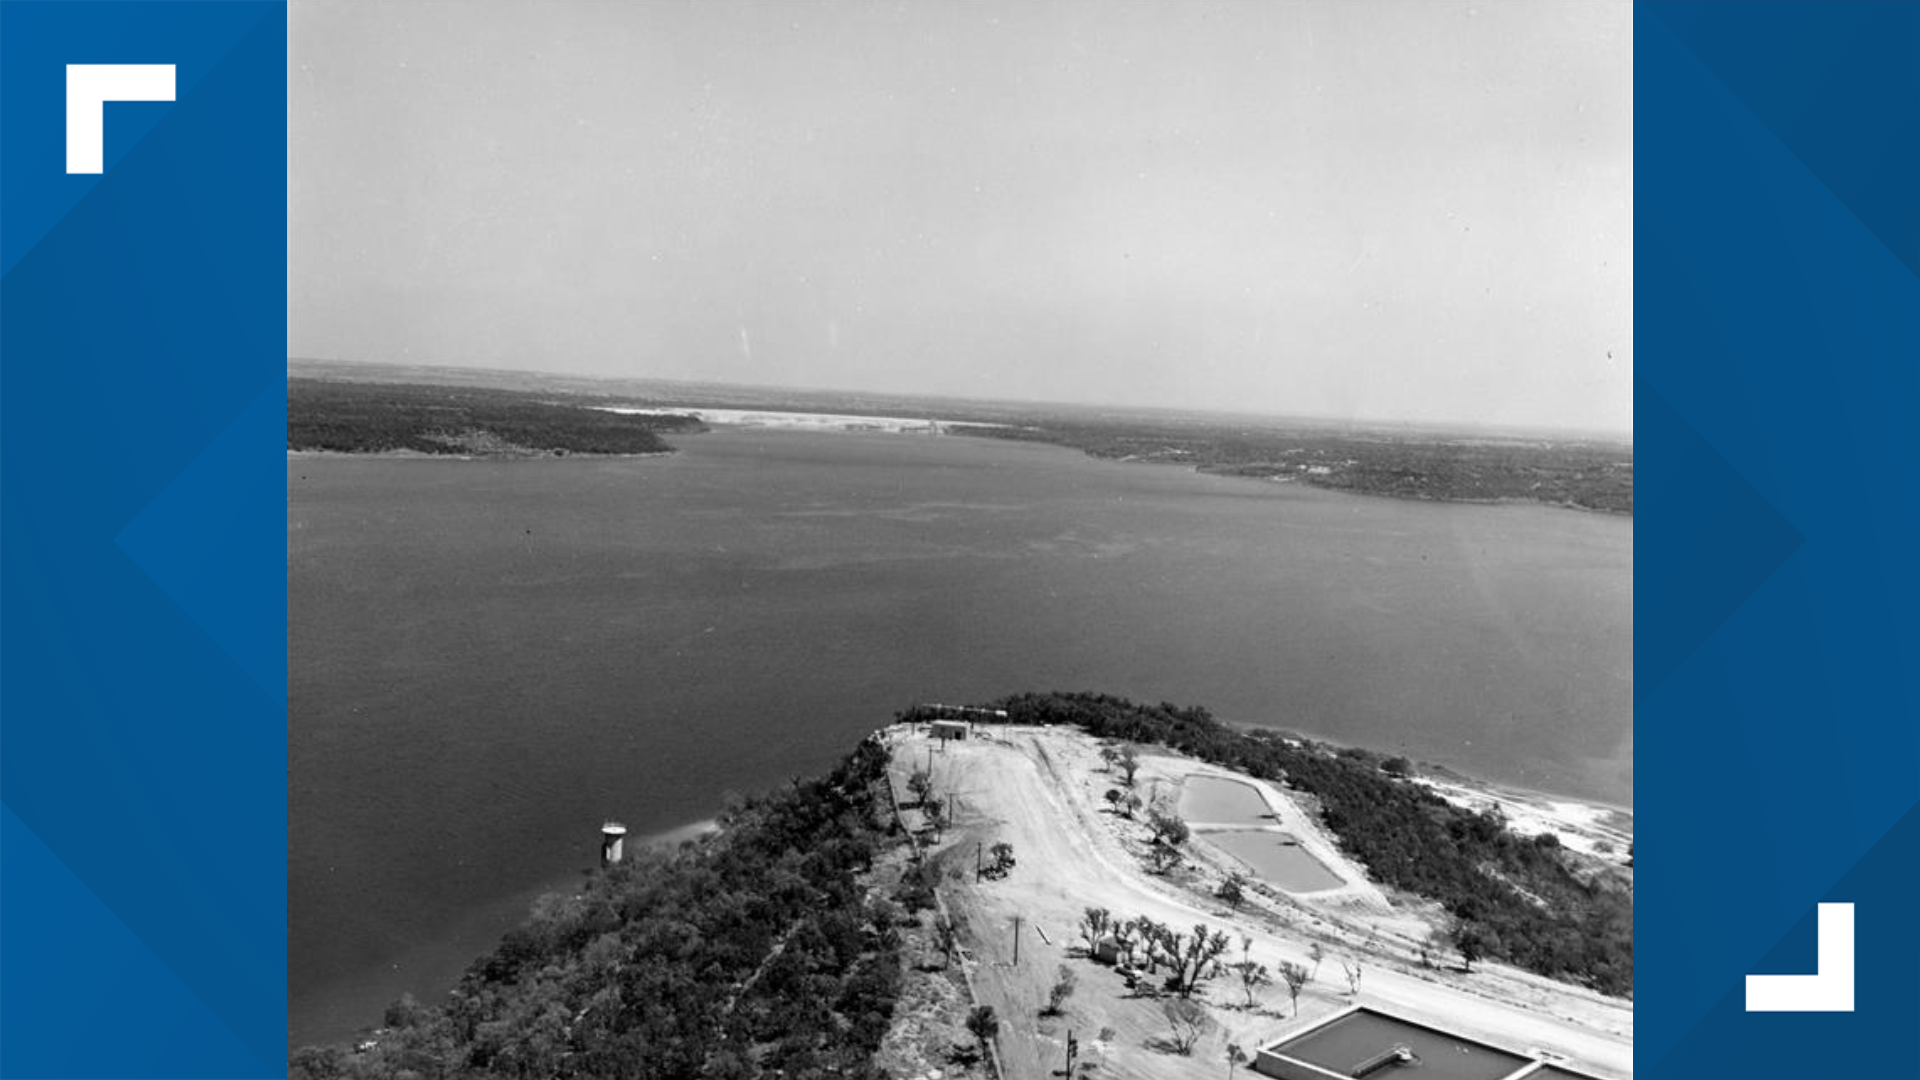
[
  {"left": 1179, "top": 774, "right": 1278, "bottom": 825},
  {"left": 1256, "top": 1008, "right": 1531, "bottom": 1080}
]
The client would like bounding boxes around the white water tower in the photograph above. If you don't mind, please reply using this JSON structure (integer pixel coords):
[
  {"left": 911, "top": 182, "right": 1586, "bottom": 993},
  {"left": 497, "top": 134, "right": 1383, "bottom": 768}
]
[{"left": 600, "top": 821, "right": 628, "bottom": 867}]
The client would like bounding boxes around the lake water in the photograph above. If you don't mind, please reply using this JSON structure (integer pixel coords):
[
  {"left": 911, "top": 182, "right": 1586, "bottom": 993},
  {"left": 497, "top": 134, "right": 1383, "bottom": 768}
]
[{"left": 288, "top": 428, "right": 1630, "bottom": 1048}]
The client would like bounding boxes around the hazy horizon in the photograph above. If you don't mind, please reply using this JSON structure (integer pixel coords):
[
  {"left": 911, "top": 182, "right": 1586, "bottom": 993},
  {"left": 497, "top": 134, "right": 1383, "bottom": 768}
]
[
  {"left": 291, "top": 2, "right": 1632, "bottom": 435},
  {"left": 291, "top": 353, "right": 1634, "bottom": 443}
]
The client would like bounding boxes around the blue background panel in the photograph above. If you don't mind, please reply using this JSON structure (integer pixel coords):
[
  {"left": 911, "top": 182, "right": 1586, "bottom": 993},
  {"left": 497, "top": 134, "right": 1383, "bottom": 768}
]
[
  {"left": 1, "top": 3, "right": 287, "bottom": 1077},
  {"left": 0, "top": 2, "right": 1916, "bottom": 1078},
  {"left": 1636, "top": 3, "right": 1919, "bottom": 1078}
]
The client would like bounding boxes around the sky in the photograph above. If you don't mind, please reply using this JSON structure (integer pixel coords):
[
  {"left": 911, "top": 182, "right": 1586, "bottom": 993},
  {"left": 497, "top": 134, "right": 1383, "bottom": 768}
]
[{"left": 290, "top": 1, "right": 1632, "bottom": 434}]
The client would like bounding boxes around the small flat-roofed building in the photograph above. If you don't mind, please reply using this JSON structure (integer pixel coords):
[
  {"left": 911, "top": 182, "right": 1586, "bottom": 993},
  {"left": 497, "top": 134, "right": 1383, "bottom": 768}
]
[
  {"left": 930, "top": 719, "right": 968, "bottom": 742},
  {"left": 1253, "top": 1005, "right": 1612, "bottom": 1080}
]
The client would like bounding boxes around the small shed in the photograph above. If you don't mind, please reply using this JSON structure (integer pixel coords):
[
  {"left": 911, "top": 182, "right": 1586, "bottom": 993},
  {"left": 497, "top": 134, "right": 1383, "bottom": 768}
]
[{"left": 930, "top": 719, "right": 969, "bottom": 742}]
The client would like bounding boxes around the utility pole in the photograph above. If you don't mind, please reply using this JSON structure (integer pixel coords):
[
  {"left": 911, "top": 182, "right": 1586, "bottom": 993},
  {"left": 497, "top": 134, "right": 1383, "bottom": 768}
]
[
  {"left": 1013, "top": 915, "right": 1022, "bottom": 965},
  {"left": 1065, "top": 1030, "right": 1077, "bottom": 1077},
  {"left": 977, "top": 841, "right": 984, "bottom": 882}
]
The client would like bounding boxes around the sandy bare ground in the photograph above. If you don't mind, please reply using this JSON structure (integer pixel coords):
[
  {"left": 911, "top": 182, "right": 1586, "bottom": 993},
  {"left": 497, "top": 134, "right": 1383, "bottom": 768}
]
[{"left": 886, "top": 726, "right": 1631, "bottom": 1080}]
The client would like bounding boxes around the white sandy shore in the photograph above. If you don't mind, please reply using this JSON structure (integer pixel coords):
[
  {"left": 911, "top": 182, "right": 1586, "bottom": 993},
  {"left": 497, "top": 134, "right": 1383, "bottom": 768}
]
[{"left": 594, "top": 405, "right": 1009, "bottom": 434}]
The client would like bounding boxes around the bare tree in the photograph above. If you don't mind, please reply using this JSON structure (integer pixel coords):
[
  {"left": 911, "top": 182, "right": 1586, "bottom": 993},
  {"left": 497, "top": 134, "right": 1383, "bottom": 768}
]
[
  {"left": 1340, "top": 958, "right": 1363, "bottom": 996},
  {"left": 933, "top": 914, "right": 957, "bottom": 967},
  {"left": 1100, "top": 745, "right": 1120, "bottom": 773},
  {"left": 1278, "top": 960, "right": 1311, "bottom": 1018},
  {"left": 1162, "top": 998, "right": 1213, "bottom": 1055},
  {"left": 1227, "top": 1042, "right": 1250, "bottom": 1080},
  {"left": 1145, "top": 921, "right": 1232, "bottom": 999},
  {"left": 1080, "top": 907, "right": 1113, "bottom": 953},
  {"left": 907, "top": 769, "right": 934, "bottom": 807},
  {"left": 1112, "top": 916, "right": 1147, "bottom": 967},
  {"left": 1308, "top": 942, "right": 1325, "bottom": 979},
  {"left": 1116, "top": 744, "right": 1141, "bottom": 786},
  {"left": 1230, "top": 959, "right": 1272, "bottom": 1009}
]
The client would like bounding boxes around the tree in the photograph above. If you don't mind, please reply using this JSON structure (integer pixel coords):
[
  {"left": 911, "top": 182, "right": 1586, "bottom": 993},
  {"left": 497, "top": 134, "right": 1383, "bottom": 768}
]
[
  {"left": 1308, "top": 942, "right": 1325, "bottom": 979},
  {"left": 1227, "top": 1042, "right": 1250, "bottom": 1080},
  {"left": 1116, "top": 744, "right": 1142, "bottom": 786},
  {"left": 1159, "top": 991, "right": 1205, "bottom": 1053},
  {"left": 1112, "top": 916, "right": 1147, "bottom": 967},
  {"left": 1080, "top": 907, "right": 1113, "bottom": 953},
  {"left": 1447, "top": 916, "right": 1487, "bottom": 973},
  {"left": 988, "top": 842, "right": 1017, "bottom": 878},
  {"left": 1278, "top": 960, "right": 1311, "bottom": 1018},
  {"left": 1121, "top": 791, "right": 1143, "bottom": 820},
  {"left": 1340, "top": 958, "right": 1363, "bottom": 996},
  {"left": 1162, "top": 998, "right": 1213, "bottom": 1055},
  {"left": 1382, "top": 756, "right": 1413, "bottom": 777},
  {"left": 1217, "top": 873, "right": 1246, "bottom": 911},
  {"left": 966, "top": 1005, "right": 1000, "bottom": 1061},
  {"left": 934, "top": 914, "right": 958, "bottom": 967},
  {"left": 1045, "top": 964, "right": 1078, "bottom": 1016},
  {"left": 1147, "top": 809, "right": 1190, "bottom": 873},
  {"left": 907, "top": 768, "right": 934, "bottom": 807},
  {"left": 1145, "top": 921, "right": 1232, "bottom": 999},
  {"left": 1230, "top": 959, "right": 1271, "bottom": 1009},
  {"left": 1100, "top": 745, "right": 1120, "bottom": 773},
  {"left": 289, "top": 1046, "right": 349, "bottom": 1080}
]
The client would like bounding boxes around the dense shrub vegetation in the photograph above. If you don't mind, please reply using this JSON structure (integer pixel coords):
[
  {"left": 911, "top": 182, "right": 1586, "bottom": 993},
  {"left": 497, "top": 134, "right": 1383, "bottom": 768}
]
[
  {"left": 291, "top": 737, "right": 902, "bottom": 1080},
  {"left": 288, "top": 379, "right": 706, "bottom": 456},
  {"left": 906, "top": 692, "right": 1632, "bottom": 997},
  {"left": 951, "top": 420, "right": 1631, "bottom": 514}
]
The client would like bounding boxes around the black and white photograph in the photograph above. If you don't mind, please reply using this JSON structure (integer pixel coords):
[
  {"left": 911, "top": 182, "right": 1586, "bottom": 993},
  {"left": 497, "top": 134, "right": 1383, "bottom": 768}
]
[{"left": 287, "top": 4, "right": 1632, "bottom": 1078}]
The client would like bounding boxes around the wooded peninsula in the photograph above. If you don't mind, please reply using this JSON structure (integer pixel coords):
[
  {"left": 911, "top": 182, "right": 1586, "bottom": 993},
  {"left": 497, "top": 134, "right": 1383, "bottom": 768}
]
[{"left": 292, "top": 693, "right": 1630, "bottom": 1080}]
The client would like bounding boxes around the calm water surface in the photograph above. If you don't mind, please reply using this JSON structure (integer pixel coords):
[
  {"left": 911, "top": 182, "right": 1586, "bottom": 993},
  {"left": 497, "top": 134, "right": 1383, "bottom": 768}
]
[
  {"left": 1179, "top": 775, "right": 1279, "bottom": 826},
  {"left": 1205, "top": 831, "right": 1347, "bottom": 893},
  {"left": 289, "top": 429, "right": 1630, "bottom": 1047}
]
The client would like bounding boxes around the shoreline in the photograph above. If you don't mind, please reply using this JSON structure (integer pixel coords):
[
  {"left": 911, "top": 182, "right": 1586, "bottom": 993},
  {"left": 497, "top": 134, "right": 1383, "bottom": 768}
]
[
  {"left": 289, "top": 816, "right": 723, "bottom": 1051},
  {"left": 297, "top": 715, "right": 1627, "bottom": 1055},
  {"left": 1221, "top": 718, "right": 1631, "bottom": 819},
  {"left": 287, "top": 447, "right": 676, "bottom": 461}
]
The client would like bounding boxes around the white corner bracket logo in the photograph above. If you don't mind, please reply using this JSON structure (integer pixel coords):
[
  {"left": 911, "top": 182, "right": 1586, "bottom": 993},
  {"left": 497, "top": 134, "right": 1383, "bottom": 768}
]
[
  {"left": 1745, "top": 902, "right": 1854, "bottom": 1012},
  {"left": 66, "top": 64, "right": 176, "bottom": 174}
]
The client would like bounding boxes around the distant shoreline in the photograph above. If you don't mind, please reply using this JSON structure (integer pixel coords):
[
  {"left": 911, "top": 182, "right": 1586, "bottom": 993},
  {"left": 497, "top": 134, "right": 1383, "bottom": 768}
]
[
  {"left": 287, "top": 448, "right": 675, "bottom": 461},
  {"left": 286, "top": 365, "right": 1631, "bottom": 514}
]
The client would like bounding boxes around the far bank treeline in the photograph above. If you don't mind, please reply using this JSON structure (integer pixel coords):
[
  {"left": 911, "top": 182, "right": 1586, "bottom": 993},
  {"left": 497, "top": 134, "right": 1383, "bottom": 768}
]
[
  {"left": 952, "top": 419, "right": 1632, "bottom": 514},
  {"left": 288, "top": 379, "right": 706, "bottom": 456},
  {"left": 902, "top": 692, "right": 1632, "bottom": 998}
]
